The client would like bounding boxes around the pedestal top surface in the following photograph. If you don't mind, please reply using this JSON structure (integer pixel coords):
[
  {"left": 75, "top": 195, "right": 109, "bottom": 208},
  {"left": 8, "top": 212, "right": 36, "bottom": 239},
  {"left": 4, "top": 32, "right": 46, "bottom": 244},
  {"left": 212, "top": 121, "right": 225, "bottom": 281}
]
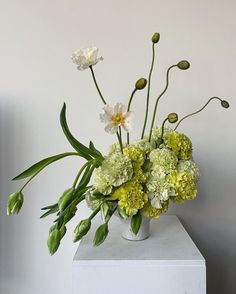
[{"left": 73, "top": 215, "right": 205, "bottom": 265}]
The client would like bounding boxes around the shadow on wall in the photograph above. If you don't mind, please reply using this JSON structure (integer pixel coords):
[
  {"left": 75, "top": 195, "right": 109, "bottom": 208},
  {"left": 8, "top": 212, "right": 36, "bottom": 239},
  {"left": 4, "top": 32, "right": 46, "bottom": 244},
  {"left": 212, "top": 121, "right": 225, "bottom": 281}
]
[
  {"left": 169, "top": 159, "right": 236, "bottom": 294},
  {"left": 0, "top": 96, "right": 35, "bottom": 291}
]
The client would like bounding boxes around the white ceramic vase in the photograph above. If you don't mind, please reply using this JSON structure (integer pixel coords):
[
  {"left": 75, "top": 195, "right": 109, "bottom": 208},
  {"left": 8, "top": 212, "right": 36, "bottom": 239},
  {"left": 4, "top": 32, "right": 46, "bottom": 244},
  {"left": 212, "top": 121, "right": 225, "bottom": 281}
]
[{"left": 120, "top": 216, "right": 151, "bottom": 241}]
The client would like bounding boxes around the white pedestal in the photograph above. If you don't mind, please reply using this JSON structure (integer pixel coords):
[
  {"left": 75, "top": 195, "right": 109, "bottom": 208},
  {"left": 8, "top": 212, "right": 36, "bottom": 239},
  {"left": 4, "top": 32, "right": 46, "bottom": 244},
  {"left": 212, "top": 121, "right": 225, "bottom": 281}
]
[{"left": 73, "top": 215, "right": 206, "bottom": 294}]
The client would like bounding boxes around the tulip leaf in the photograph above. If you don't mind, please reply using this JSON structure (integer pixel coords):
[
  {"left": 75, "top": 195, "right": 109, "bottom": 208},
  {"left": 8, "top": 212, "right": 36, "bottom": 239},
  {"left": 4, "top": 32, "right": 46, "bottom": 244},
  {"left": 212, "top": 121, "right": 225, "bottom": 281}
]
[
  {"left": 41, "top": 203, "right": 58, "bottom": 210},
  {"left": 89, "top": 141, "right": 103, "bottom": 159},
  {"left": 12, "top": 152, "right": 79, "bottom": 181},
  {"left": 40, "top": 205, "right": 59, "bottom": 219},
  {"left": 131, "top": 212, "right": 142, "bottom": 235},
  {"left": 61, "top": 103, "right": 103, "bottom": 160}
]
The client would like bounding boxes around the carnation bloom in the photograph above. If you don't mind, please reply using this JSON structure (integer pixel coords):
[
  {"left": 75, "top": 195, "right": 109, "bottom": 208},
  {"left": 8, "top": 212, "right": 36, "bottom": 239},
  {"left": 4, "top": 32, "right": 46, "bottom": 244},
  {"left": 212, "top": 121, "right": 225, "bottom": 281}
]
[
  {"left": 149, "top": 148, "right": 178, "bottom": 173},
  {"left": 167, "top": 170, "right": 197, "bottom": 202},
  {"left": 94, "top": 152, "right": 133, "bottom": 195},
  {"left": 71, "top": 47, "right": 103, "bottom": 70},
  {"left": 100, "top": 103, "right": 134, "bottom": 134},
  {"left": 177, "top": 160, "right": 200, "bottom": 180},
  {"left": 111, "top": 182, "right": 148, "bottom": 216},
  {"left": 141, "top": 200, "right": 169, "bottom": 218}
]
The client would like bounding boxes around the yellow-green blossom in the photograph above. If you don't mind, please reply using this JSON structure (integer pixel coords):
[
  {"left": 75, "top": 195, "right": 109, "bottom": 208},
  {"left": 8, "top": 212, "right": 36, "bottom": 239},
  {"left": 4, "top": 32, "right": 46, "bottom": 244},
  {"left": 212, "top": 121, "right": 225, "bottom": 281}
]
[
  {"left": 112, "top": 182, "right": 148, "bottom": 216},
  {"left": 149, "top": 148, "right": 178, "bottom": 173},
  {"left": 133, "top": 137, "right": 156, "bottom": 154},
  {"left": 177, "top": 160, "right": 200, "bottom": 180},
  {"left": 142, "top": 200, "right": 169, "bottom": 218},
  {"left": 123, "top": 146, "right": 145, "bottom": 167},
  {"left": 151, "top": 126, "right": 173, "bottom": 142},
  {"left": 164, "top": 131, "right": 192, "bottom": 160},
  {"left": 94, "top": 152, "right": 133, "bottom": 195},
  {"left": 167, "top": 170, "right": 197, "bottom": 202}
]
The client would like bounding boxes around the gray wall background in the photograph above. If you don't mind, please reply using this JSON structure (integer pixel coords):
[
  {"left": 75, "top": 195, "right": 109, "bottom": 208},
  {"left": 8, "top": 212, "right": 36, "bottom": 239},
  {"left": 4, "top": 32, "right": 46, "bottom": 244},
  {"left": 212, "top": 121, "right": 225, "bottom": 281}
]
[{"left": 0, "top": 0, "right": 235, "bottom": 293}]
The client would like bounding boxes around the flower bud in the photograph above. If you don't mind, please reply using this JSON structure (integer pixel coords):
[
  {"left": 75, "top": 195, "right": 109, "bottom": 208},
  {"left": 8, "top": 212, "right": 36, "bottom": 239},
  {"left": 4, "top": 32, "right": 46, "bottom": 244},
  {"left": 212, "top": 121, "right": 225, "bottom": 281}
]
[
  {"left": 221, "top": 100, "right": 230, "bottom": 108},
  {"left": 177, "top": 60, "right": 190, "bottom": 70},
  {"left": 135, "top": 78, "right": 147, "bottom": 90},
  {"left": 7, "top": 192, "right": 24, "bottom": 215},
  {"left": 58, "top": 187, "right": 75, "bottom": 212},
  {"left": 168, "top": 113, "right": 178, "bottom": 123},
  {"left": 47, "top": 228, "right": 61, "bottom": 255},
  {"left": 152, "top": 32, "right": 160, "bottom": 44},
  {"left": 73, "top": 219, "right": 91, "bottom": 242}
]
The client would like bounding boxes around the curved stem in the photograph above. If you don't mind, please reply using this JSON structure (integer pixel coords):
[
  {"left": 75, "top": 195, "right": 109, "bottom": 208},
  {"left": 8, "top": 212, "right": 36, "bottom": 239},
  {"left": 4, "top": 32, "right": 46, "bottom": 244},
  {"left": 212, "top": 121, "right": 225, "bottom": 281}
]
[
  {"left": 141, "top": 43, "right": 156, "bottom": 139},
  {"left": 148, "top": 65, "right": 177, "bottom": 141},
  {"left": 89, "top": 66, "right": 106, "bottom": 105},
  {"left": 127, "top": 88, "right": 137, "bottom": 144},
  {"left": 19, "top": 153, "right": 80, "bottom": 193},
  {"left": 174, "top": 97, "right": 222, "bottom": 130},
  {"left": 72, "top": 160, "right": 93, "bottom": 188},
  {"left": 160, "top": 118, "right": 168, "bottom": 142}
]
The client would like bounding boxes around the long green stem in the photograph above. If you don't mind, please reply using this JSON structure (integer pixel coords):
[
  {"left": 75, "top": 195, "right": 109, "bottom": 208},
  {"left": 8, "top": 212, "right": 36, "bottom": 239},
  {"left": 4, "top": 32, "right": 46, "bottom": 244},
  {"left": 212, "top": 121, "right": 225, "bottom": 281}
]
[
  {"left": 72, "top": 160, "right": 93, "bottom": 188},
  {"left": 174, "top": 97, "right": 222, "bottom": 130},
  {"left": 148, "top": 65, "right": 177, "bottom": 141},
  {"left": 141, "top": 43, "right": 156, "bottom": 139},
  {"left": 127, "top": 88, "right": 137, "bottom": 144},
  {"left": 89, "top": 66, "right": 107, "bottom": 105},
  {"left": 117, "top": 127, "right": 123, "bottom": 153},
  {"left": 19, "top": 152, "right": 80, "bottom": 193},
  {"left": 89, "top": 205, "right": 101, "bottom": 220}
]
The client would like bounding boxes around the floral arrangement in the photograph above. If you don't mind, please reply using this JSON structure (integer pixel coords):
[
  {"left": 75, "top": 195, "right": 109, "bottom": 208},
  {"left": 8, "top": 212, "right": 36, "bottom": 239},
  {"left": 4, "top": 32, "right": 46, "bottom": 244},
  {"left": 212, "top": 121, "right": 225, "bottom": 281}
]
[{"left": 7, "top": 33, "right": 230, "bottom": 255}]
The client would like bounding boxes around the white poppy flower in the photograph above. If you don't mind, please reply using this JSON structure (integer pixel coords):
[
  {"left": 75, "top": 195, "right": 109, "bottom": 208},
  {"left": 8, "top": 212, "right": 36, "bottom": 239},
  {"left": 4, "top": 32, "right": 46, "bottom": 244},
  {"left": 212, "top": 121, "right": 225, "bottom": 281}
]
[
  {"left": 71, "top": 47, "right": 103, "bottom": 70},
  {"left": 100, "top": 103, "right": 134, "bottom": 134}
]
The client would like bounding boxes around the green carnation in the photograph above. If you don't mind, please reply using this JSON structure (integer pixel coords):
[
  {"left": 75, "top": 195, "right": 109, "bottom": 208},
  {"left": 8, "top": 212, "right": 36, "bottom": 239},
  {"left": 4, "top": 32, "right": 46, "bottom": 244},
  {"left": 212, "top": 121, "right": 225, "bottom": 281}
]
[
  {"left": 133, "top": 137, "right": 156, "bottom": 154},
  {"left": 149, "top": 148, "right": 178, "bottom": 173},
  {"left": 177, "top": 160, "right": 200, "bottom": 180},
  {"left": 141, "top": 200, "right": 169, "bottom": 218},
  {"left": 94, "top": 152, "right": 133, "bottom": 195},
  {"left": 164, "top": 131, "right": 192, "bottom": 160},
  {"left": 167, "top": 170, "right": 197, "bottom": 202}
]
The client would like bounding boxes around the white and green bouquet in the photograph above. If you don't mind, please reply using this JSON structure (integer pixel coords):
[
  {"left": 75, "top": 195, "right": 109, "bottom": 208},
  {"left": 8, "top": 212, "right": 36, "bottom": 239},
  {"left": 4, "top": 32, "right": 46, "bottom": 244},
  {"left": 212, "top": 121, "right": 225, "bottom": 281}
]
[{"left": 7, "top": 33, "right": 230, "bottom": 255}]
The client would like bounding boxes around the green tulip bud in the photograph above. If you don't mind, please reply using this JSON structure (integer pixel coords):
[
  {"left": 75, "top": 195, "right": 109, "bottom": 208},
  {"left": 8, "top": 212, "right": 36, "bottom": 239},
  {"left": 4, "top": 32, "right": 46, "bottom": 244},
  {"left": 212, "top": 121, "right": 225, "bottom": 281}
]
[
  {"left": 168, "top": 113, "right": 178, "bottom": 123},
  {"left": 177, "top": 60, "right": 190, "bottom": 70},
  {"left": 135, "top": 78, "right": 147, "bottom": 90},
  {"left": 63, "top": 206, "right": 77, "bottom": 224},
  {"left": 93, "top": 223, "right": 109, "bottom": 246},
  {"left": 73, "top": 219, "right": 91, "bottom": 242},
  {"left": 7, "top": 192, "right": 24, "bottom": 215},
  {"left": 60, "top": 224, "right": 67, "bottom": 239},
  {"left": 221, "top": 100, "right": 230, "bottom": 108},
  {"left": 152, "top": 32, "right": 160, "bottom": 44},
  {"left": 58, "top": 187, "right": 75, "bottom": 212},
  {"left": 47, "top": 228, "right": 61, "bottom": 255}
]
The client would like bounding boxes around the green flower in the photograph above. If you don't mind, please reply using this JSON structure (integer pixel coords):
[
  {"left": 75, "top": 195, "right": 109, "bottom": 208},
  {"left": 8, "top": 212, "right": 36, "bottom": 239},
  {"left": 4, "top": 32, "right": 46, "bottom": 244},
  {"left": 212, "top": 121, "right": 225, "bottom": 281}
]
[
  {"left": 94, "top": 152, "right": 133, "bottom": 195},
  {"left": 7, "top": 192, "right": 24, "bottom": 215},
  {"left": 133, "top": 137, "right": 156, "bottom": 154},
  {"left": 111, "top": 181, "right": 148, "bottom": 216},
  {"left": 141, "top": 200, "right": 169, "bottom": 218},
  {"left": 123, "top": 146, "right": 145, "bottom": 167},
  {"left": 167, "top": 170, "right": 197, "bottom": 202},
  {"left": 164, "top": 131, "right": 192, "bottom": 160},
  {"left": 177, "top": 160, "right": 200, "bottom": 180},
  {"left": 149, "top": 148, "right": 178, "bottom": 173},
  {"left": 85, "top": 189, "right": 104, "bottom": 210}
]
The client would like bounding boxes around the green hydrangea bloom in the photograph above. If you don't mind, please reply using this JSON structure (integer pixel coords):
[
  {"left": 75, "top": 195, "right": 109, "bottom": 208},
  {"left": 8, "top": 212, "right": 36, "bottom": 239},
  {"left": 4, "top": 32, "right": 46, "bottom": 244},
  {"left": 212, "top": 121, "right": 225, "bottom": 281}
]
[
  {"left": 141, "top": 200, "right": 169, "bottom": 218},
  {"left": 149, "top": 148, "right": 178, "bottom": 173},
  {"left": 177, "top": 160, "right": 200, "bottom": 180},
  {"left": 164, "top": 131, "right": 192, "bottom": 160},
  {"left": 94, "top": 152, "right": 133, "bottom": 195},
  {"left": 167, "top": 170, "right": 197, "bottom": 202}
]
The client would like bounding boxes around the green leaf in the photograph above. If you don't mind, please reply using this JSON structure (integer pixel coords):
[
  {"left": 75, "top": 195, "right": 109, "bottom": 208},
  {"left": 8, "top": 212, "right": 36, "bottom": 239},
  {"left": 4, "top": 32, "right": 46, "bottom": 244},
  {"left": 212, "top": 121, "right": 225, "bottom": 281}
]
[
  {"left": 93, "top": 223, "right": 109, "bottom": 246},
  {"left": 75, "top": 164, "right": 95, "bottom": 191},
  {"left": 117, "top": 206, "right": 128, "bottom": 220},
  {"left": 100, "top": 202, "right": 113, "bottom": 222},
  {"left": 13, "top": 152, "right": 79, "bottom": 181},
  {"left": 89, "top": 141, "right": 104, "bottom": 159},
  {"left": 60, "top": 103, "right": 92, "bottom": 160},
  {"left": 41, "top": 203, "right": 58, "bottom": 210},
  {"left": 131, "top": 212, "right": 142, "bottom": 235},
  {"left": 40, "top": 205, "right": 59, "bottom": 219}
]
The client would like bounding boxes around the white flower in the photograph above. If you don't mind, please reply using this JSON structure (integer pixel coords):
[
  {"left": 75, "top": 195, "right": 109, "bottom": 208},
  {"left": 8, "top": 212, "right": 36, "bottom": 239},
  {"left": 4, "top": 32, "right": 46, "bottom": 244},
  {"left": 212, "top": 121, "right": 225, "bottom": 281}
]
[
  {"left": 71, "top": 47, "right": 103, "bottom": 70},
  {"left": 100, "top": 103, "right": 134, "bottom": 134}
]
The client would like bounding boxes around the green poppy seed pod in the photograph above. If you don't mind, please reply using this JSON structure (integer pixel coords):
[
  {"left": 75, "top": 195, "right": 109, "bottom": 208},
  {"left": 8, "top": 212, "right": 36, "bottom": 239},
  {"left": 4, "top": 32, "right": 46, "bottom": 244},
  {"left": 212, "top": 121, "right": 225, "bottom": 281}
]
[
  {"left": 7, "top": 192, "right": 24, "bottom": 215},
  {"left": 221, "top": 100, "right": 230, "bottom": 108},
  {"left": 47, "top": 228, "right": 61, "bottom": 255},
  {"left": 73, "top": 219, "right": 91, "bottom": 242},
  {"left": 152, "top": 32, "right": 160, "bottom": 44},
  {"left": 168, "top": 113, "right": 178, "bottom": 123},
  {"left": 135, "top": 78, "right": 147, "bottom": 90},
  {"left": 177, "top": 60, "right": 190, "bottom": 70}
]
